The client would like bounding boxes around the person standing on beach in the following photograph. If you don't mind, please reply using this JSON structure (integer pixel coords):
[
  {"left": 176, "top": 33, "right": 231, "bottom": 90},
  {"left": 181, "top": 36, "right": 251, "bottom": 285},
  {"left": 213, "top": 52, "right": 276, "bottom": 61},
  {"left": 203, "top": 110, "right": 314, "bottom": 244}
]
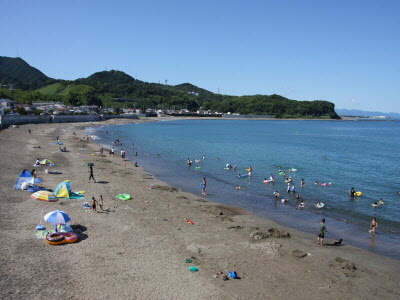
[
  {"left": 317, "top": 219, "right": 327, "bottom": 246},
  {"left": 28, "top": 129, "right": 31, "bottom": 134},
  {"left": 111, "top": 147, "right": 115, "bottom": 157},
  {"left": 369, "top": 217, "right": 378, "bottom": 237},
  {"left": 201, "top": 177, "right": 207, "bottom": 195},
  {"left": 98, "top": 195, "right": 104, "bottom": 211},
  {"left": 88, "top": 165, "right": 96, "bottom": 183},
  {"left": 91, "top": 197, "right": 98, "bottom": 213}
]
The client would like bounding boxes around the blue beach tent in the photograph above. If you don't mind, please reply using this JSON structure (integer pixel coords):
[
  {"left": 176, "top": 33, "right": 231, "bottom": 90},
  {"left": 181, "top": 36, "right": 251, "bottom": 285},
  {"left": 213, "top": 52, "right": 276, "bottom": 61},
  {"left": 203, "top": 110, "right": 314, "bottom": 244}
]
[{"left": 14, "top": 170, "right": 32, "bottom": 189}]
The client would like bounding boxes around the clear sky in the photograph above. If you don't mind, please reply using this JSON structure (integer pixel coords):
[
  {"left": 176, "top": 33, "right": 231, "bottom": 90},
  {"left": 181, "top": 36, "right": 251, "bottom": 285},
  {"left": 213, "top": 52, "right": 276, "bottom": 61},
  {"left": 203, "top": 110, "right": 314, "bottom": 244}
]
[{"left": 1, "top": 0, "right": 399, "bottom": 113}]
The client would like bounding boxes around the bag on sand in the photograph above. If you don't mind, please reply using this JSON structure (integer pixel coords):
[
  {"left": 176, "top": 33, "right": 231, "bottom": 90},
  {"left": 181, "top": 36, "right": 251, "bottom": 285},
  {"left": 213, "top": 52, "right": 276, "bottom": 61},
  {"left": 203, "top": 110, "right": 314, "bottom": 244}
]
[{"left": 228, "top": 271, "right": 237, "bottom": 279}]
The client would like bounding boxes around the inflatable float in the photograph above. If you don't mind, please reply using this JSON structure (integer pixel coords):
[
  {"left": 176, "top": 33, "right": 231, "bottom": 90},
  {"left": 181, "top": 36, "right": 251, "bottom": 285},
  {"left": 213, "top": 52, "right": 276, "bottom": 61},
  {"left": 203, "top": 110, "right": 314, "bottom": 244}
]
[
  {"left": 116, "top": 194, "right": 131, "bottom": 200},
  {"left": 354, "top": 191, "right": 362, "bottom": 196},
  {"left": 316, "top": 203, "right": 325, "bottom": 209},
  {"left": 263, "top": 179, "right": 272, "bottom": 183},
  {"left": 45, "top": 232, "right": 78, "bottom": 245},
  {"left": 238, "top": 174, "right": 249, "bottom": 178}
]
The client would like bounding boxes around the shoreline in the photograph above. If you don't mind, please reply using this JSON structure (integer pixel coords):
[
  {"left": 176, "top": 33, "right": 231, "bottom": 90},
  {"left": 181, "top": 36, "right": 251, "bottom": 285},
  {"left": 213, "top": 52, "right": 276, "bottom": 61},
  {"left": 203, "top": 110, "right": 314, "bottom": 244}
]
[
  {"left": 91, "top": 118, "right": 400, "bottom": 260},
  {"left": 1, "top": 119, "right": 400, "bottom": 299}
]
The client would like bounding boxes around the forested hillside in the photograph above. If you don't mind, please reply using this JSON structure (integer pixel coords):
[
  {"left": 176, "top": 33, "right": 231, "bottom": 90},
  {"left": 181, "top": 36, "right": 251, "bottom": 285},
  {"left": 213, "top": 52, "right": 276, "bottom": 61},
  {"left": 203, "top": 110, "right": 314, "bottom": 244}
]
[
  {"left": 0, "top": 56, "right": 51, "bottom": 89},
  {"left": 0, "top": 56, "right": 339, "bottom": 118}
]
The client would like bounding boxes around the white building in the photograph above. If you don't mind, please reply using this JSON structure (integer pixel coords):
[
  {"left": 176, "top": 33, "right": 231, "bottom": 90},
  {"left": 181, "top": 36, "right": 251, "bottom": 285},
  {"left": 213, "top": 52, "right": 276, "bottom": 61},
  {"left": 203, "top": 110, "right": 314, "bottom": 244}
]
[{"left": 0, "top": 99, "right": 15, "bottom": 109}]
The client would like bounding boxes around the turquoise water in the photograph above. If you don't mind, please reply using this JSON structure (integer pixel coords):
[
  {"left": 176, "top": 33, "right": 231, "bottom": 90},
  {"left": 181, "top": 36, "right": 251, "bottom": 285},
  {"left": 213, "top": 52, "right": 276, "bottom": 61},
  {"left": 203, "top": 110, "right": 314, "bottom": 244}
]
[{"left": 87, "top": 119, "right": 400, "bottom": 259}]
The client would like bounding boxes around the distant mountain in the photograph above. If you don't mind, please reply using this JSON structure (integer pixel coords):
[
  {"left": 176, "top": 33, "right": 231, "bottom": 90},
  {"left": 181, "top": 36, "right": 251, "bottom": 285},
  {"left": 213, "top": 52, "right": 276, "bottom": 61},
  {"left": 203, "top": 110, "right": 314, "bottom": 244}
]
[
  {"left": 336, "top": 108, "right": 400, "bottom": 119},
  {"left": 0, "top": 56, "right": 51, "bottom": 88}
]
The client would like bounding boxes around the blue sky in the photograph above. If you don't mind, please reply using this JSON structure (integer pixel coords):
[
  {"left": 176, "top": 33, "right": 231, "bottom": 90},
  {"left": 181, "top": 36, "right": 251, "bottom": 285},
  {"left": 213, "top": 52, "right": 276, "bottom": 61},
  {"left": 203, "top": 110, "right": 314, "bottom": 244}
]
[{"left": 1, "top": 0, "right": 399, "bottom": 113}]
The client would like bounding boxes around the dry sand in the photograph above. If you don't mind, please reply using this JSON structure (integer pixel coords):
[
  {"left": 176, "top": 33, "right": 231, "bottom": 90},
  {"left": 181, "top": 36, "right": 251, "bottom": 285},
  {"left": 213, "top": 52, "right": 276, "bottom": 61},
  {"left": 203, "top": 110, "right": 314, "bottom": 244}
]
[{"left": 1, "top": 119, "right": 399, "bottom": 300}]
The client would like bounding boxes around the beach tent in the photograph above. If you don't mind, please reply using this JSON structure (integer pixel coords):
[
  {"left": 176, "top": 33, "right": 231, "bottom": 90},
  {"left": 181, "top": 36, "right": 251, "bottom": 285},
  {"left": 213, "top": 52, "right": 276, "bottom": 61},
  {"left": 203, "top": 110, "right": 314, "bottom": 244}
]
[
  {"left": 14, "top": 170, "right": 32, "bottom": 189},
  {"left": 54, "top": 180, "right": 71, "bottom": 198},
  {"left": 40, "top": 159, "right": 53, "bottom": 165}
]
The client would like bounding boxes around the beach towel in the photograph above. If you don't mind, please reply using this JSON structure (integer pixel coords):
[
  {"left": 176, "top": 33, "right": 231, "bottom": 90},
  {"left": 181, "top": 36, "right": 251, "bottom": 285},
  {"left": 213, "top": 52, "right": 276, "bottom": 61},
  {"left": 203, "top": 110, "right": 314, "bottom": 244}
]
[
  {"left": 69, "top": 193, "right": 85, "bottom": 199},
  {"left": 34, "top": 229, "right": 55, "bottom": 239}
]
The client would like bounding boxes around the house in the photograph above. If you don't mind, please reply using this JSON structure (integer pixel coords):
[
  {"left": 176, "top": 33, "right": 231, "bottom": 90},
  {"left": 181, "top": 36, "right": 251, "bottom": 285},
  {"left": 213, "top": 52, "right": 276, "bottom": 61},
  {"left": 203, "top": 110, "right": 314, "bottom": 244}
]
[
  {"left": 0, "top": 99, "right": 15, "bottom": 109},
  {"left": 14, "top": 103, "right": 33, "bottom": 113}
]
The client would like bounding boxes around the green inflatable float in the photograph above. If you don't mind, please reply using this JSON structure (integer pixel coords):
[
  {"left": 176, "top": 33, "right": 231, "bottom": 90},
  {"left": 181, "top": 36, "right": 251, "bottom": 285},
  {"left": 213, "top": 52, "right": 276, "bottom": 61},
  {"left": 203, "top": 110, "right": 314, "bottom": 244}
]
[{"left": 116, "top": 194, "right": 131, "bottom": 201}]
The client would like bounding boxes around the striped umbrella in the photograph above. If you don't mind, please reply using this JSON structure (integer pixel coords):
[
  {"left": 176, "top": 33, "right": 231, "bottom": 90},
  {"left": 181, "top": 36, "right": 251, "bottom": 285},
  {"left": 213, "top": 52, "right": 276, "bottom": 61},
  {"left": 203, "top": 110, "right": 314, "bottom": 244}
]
[
  {"left": 30, "top": 191, "right": 58, "bottom": 202},
  {"left": 44, "top": 210, "right": 71, "bottom": 224},
  {"left": 40, "top": 159, "right": 53, "bottom": 165}
]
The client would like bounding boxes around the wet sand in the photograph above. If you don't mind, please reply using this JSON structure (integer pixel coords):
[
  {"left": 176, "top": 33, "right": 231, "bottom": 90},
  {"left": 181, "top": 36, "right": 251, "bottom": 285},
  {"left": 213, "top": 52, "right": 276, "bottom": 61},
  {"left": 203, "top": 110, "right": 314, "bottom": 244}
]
[{"left": 0, "top": 119, "right": 399, "bottom": 300}]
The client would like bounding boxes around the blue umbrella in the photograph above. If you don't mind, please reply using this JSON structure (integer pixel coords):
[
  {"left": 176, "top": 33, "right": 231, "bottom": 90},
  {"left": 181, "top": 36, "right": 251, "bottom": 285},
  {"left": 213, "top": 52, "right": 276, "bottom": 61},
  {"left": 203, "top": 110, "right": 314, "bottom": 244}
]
[
  {"left": 24, "top": 177, "right": 44, "bottom": 185},
  {"left": 44, "top": 210, "right": 71, "bottom": 224}
]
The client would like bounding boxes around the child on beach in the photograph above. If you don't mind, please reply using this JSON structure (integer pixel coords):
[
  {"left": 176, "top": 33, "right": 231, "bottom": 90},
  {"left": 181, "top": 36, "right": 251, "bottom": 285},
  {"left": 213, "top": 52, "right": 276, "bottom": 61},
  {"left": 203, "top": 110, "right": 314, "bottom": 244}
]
[
  {"left": 317, "top": 219, "right": 327, "bottom": 246},
  {"left": 201, "top": 177, "right": 207, "bottom": 195},
  {"left": 369, "top": 217, "right": 378, "bottom": 237},
  {"left": 123, "top": 160, "right": 127, "bottom": 168},
  {"left": 91, "top": 197, "right": 98, "bottom": 213}
]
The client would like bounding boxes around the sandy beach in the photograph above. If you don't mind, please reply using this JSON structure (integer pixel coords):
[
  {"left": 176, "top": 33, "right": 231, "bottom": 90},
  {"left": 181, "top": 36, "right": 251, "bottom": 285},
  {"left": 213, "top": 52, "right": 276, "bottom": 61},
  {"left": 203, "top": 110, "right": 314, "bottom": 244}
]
[{"left": 1, "top": 119, "right": 399, "bottom": 300}]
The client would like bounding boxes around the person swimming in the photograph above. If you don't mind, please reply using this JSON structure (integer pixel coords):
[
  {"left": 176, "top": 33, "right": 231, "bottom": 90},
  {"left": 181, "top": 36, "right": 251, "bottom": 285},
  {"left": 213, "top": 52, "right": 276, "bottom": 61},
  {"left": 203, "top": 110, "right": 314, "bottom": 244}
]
[
  {"left": 372, "top": 202, "right": 379, "bottom": 207},
  {"left": 379, "top": 198, "right": 384, "bottom": 205}
]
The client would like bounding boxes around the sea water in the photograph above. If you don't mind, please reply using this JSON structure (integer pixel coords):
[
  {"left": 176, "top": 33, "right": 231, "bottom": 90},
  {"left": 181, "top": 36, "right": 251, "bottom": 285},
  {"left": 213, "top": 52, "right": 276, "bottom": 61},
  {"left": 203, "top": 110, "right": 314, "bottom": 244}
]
[{"left": 87, "top": 119, "right": 400, "bottom": 259}]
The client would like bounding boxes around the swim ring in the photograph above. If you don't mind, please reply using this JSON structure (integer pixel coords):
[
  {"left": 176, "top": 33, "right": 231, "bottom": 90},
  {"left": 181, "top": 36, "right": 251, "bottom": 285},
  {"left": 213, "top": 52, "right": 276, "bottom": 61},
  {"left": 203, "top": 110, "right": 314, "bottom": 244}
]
[
  {"left": 316, "top": 203, "right": 325, "bottom": 209},
  {"left": 354, "top": 191, "right": 362, "bottom": 196},
  {"left": 45, "top": 232, "right": 65, "bottom": 245},
  {"left": 60, "top": 232, "right": 79, "bottom": 243},
  {"left": 196, "top": 166, "right": 201, "bottom": 170},
  {"left": 263, "top": 180, "right": 272, "bottom": 183},
  {"left": 321, "top": 183, "right": 327, "bottom": 186},
  {"left": 116, "top": 194, "right": 131, "bottom": 200}
]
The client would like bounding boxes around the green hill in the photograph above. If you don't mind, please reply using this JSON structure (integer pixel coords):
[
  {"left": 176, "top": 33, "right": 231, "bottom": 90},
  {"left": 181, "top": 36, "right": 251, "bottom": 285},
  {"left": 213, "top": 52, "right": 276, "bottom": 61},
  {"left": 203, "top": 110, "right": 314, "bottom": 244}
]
[
  {"left": 0, "top": 56, "right": 340, "bottom": 118},
  {"left": 0, "top": 56, "right": 51, "bottom": 88}
]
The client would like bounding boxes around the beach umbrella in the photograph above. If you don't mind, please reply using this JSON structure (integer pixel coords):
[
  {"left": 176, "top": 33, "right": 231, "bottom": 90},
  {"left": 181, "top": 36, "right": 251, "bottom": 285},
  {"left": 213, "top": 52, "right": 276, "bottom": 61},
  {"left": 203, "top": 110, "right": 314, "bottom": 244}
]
[
  {"left": 30, "top": 191, "right": 58, "bottom": 202},
  {"left": 84, "top": 162, "right": 94, "bottom": 167},
  {"left": 40, "top": 159, "right": 53, "bottom": 165},
  {"left": 24, "top": 177, "right": 44, "bottom": 185},
  {"left": 44, "top": 210, "right": 71, "bottom": 224}
]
